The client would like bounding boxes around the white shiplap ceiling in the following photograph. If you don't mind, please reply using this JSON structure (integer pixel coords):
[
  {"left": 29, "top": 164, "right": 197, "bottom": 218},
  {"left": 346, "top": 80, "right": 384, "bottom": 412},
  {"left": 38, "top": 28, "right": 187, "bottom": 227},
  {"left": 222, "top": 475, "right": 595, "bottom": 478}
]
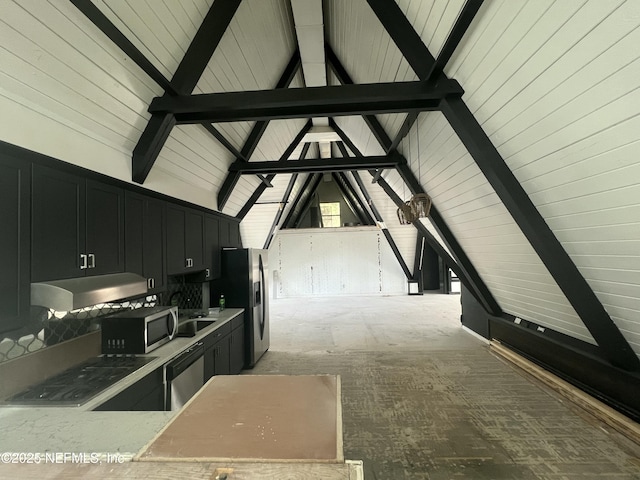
[{"left": 1, "top": 0, "right": 639, "bottom": 360}]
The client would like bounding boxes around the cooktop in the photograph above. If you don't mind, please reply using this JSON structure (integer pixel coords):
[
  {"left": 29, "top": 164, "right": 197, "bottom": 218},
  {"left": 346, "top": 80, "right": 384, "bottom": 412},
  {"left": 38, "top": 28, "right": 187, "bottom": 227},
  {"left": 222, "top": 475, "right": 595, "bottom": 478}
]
[{"left": 6, "top": 355, "right": 156, "bottom": 407}]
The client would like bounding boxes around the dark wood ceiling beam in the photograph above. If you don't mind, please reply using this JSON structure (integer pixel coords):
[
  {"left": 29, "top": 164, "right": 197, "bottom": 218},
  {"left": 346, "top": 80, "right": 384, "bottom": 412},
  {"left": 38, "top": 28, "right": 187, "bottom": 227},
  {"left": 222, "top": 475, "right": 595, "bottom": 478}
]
[
  {"left": 230, "top": 154, "right": 403, "bottom": 175},
  {"left": 235, "top": 121, "right": 312, "bottom": 220},
  {"left": 149, "top": 80, "right": 463, "bottom": 123},
  {"left": 425, "top": 0, "right": 485, "bottom": 82},
  {"left": 202, "top": 124, "right": 247, "bottom": 161},
  {"left": 365, "top": 0, "right": 436, "bottom": 80},
  {"left": 395, "top": 162, "right": 502, "bottom": 315},
  {"left": 441, "top": 96, "right": 640, "bottom": 371},
  {"left": 132, "top": 0, "right": 241, "bottom": 183},
  {"left": 332, "top": 172, "right": 376, "bottom": 226},
  {"left": 263, "top": 142, "right": 312, "bottom": 249},
  {"left": 282, "top": 174, "right": 323, "bottom": 228},
  {"left": 326, "top": 45, "right": 393, "bottom": 153},
  {"left": 70, "top": 0, "right": 176, "bottom": 95},
  {"left": 218, "top": 50, "right": 302, "bottom": 210},
  {"left": 351, "top": 171, "right": 413, "bottom": 280}
]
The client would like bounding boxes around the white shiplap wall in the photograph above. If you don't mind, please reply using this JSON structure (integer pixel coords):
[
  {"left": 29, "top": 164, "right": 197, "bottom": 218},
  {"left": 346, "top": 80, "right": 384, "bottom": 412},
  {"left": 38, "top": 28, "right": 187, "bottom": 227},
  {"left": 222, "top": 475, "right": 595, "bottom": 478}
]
[
  {"left": 401, "top": 112, "right": 594, "bottom": 344},
  {"left": 270, "top": 228, "right": 407, "bottom": 297},
  {"left": 441, "top": 0, "right": 640, "bottom": 354}
]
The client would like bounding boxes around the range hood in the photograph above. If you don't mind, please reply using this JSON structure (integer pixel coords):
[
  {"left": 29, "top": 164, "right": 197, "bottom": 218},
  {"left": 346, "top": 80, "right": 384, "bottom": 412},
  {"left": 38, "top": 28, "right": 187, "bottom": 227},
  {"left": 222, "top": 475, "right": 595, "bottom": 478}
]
[{"left": 31, "top": 273, "right": 148, "bottom": 311}]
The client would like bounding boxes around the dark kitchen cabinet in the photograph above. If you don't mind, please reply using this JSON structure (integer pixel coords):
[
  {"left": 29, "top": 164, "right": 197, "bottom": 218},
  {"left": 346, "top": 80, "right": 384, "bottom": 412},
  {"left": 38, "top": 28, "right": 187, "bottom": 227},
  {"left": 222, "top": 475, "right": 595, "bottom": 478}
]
[
  {"left": 203, "top": 322, "right": 231, "bottom": 380},
  {"left": 125, "top": 192, "right": 166, "bottom": 293},
  {"left": 203, "top": 214, "right": 220, "bottom": 280},
  {"left": 0, "top": 156, "right": 30, "bottom": 333},
  {"left": 229, "top": 323, "right": 245, "bottom": 375},
  {"left": 166, "top": 204, "right": 204, "bottom": 275},
  {"left": 31, "top": 164, "right": 124, "bottom": 282},
  {"left": 93, "top": 366, "right": 164, "bottom": 411}
]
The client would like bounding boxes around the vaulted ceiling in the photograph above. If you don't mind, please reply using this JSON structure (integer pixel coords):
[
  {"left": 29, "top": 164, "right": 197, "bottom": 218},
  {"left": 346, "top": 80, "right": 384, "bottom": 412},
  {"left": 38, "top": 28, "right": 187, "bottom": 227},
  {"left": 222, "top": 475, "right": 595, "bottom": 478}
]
[{"left": 1, "top": 0, "right": 639, "bottom": 371}]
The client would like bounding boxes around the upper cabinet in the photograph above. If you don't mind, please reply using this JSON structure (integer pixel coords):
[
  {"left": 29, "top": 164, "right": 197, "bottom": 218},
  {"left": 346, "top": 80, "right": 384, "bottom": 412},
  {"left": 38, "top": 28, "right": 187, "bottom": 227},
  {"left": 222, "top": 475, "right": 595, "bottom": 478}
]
[
  {"left": 166, "top": 204, "right": 205, "bottom": 275},
  {"left": 0, "top": 156, "right": 30, "bottom": 333},
  {"left": 125, "top": 192, "right": 166, "bottom": 293},
  {"left": 203, "top": 214, "right": 221, "bottom": 280},
  {"left": 31, "top": 164, "right": 125, "bottom": 282}
]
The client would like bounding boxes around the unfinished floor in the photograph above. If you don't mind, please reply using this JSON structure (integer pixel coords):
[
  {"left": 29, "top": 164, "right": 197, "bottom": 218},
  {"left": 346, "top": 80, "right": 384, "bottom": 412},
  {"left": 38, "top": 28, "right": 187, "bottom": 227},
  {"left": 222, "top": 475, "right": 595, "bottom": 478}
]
[{"left": 248, "top": 293, "right": 640, "bottom": 479}]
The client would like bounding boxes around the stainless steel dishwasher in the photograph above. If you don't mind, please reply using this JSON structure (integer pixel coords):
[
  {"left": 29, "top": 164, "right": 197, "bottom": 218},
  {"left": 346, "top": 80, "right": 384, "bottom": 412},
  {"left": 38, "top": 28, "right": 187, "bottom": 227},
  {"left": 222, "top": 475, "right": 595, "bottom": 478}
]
[{"left": 164, "top": 341, "right": 205, "bottom": 411}]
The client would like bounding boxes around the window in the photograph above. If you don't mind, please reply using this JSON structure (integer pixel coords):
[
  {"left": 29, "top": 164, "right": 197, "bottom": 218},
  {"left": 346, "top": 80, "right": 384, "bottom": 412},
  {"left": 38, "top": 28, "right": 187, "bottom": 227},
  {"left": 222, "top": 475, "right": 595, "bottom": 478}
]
[{"left": 320, "top": 202, "right": 341, "bottom": 227}]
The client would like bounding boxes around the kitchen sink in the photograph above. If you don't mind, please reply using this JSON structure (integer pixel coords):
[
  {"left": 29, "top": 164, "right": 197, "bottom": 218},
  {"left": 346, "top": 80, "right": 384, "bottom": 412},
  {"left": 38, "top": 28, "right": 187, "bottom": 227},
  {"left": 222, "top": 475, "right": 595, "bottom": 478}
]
[{"left": 176, "top": 319, "right": 215, "bottom": 337}]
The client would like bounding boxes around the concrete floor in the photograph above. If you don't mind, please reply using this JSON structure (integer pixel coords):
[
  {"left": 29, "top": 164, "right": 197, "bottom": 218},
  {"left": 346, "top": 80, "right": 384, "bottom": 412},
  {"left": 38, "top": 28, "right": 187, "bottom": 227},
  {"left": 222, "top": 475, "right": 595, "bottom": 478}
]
[{"left": 248, "top": 293, "right": 640, "bottom": 479}]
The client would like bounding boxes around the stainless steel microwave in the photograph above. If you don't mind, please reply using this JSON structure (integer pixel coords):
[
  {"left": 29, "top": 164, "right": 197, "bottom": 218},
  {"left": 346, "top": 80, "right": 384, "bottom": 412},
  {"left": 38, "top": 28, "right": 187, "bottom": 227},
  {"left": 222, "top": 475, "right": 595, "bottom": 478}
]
[{"left": 101, "top": 306, "right": 178, "bottom": 354}]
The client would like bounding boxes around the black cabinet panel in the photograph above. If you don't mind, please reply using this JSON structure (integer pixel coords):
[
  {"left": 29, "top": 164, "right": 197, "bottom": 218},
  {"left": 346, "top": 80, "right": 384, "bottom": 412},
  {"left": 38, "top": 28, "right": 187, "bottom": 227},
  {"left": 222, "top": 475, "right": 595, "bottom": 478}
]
[
  {"left": 31, "top": 165, "right": 85, "bottom": 282},
  {"left": 94, "top": 367, "right": 164, "bottom": 411},
  {"left": 144, "top": 198, "right": 166, "bottom": 291},
  {"left": 218, "top": 218, "right": 230, "bottom": 248},
  {"left": 185, "top": 209, "right": 204, "bottom": 270},
  {"left": 230, "top": 324, "right": 244, "bottom": 375},
  {"left": 125, "top": 192, "right": 145, "bottom": 276},
  {"left": 125, "top": 192, "right": 165, "bottom": 292},
  {"left": 166, "top": 204, "right": 205, "bottom": 275},
  {"left": 166, "top": 205, "right": 187, "bottom": 274},
  {"left": 32, "top": 165, "right": 124, "bottom": 282},
  {"left": 0, "top": 157, "right": 30, "bottom": 333},
  {"left": 86, "top": 180, "right": 124, "bottom": 275},
  {"left": 204, "top": 214, "right": 220, "bottom": 280},
  {"left": 214, "top": 338, "right": 231, "bottom": 376}
]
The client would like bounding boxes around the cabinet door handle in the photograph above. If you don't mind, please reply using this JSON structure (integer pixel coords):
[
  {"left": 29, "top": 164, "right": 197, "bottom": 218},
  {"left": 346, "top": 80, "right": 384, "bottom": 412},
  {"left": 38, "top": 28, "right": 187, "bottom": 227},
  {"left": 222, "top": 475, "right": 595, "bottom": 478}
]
[
  {"left": 151, "top": 278, "right": 155, "bottom": 289},
  {"left": 88, "top": 253, "right": 95, "bottom": 268},
  {"left": 147, "top": 278, "right": 152, "bottom": 289},
  {"left": 80, "top": 254, "right": 88, "bottom": 270},
  {"left": 205, "top": 268, "right": 210, "bottom": 277}
]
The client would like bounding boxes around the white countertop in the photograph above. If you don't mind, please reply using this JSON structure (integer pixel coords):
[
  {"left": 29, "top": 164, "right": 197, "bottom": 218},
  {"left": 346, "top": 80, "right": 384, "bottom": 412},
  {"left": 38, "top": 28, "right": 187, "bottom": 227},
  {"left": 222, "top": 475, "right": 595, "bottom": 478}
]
[{"left": 0, "top": 308, "right": 244, "bottom": 457}]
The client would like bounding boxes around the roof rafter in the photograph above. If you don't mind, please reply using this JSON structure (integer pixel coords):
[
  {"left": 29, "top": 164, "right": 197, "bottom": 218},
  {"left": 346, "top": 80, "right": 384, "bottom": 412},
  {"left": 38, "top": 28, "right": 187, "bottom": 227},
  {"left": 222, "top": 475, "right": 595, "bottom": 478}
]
[
  {"left": 218, "top": 50, "right": 302, "bottom": 210},
  {"left": 131, "top": 0, "right": 241, "bottom": 184},
  {"left": 235, "top": 120, "right": 312, "bottom": 220}
]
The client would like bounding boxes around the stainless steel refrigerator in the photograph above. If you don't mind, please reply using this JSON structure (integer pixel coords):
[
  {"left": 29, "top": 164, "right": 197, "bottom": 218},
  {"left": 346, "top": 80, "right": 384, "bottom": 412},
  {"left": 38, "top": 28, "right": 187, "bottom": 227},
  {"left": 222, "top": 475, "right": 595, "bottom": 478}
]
[{"left": 220, "top": 248, "right": 270, "bottom": 368}]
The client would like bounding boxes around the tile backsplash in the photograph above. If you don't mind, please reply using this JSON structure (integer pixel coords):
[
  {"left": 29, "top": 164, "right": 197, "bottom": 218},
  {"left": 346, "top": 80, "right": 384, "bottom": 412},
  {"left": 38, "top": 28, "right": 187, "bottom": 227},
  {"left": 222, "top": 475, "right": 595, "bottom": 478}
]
[{"left": 0, "top": 295, "right": 157, "bottom": 364}]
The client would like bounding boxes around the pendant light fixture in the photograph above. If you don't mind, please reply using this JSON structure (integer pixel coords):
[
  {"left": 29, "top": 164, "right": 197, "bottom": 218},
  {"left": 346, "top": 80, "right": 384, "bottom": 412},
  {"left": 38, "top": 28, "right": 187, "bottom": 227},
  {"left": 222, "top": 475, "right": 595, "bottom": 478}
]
[
  {"left": 409, "top": 113, "right": 431, "bottom": 219},
  {"left": 397, "top": 122, "right": 417, "bottom": 224}
]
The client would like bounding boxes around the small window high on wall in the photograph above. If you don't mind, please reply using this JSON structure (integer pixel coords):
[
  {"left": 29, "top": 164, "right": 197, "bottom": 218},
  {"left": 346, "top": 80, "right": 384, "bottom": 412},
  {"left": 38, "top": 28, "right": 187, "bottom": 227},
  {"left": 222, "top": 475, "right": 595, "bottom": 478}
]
[{"left": 320, "top": 202, "right": 340, "bottom": 227}]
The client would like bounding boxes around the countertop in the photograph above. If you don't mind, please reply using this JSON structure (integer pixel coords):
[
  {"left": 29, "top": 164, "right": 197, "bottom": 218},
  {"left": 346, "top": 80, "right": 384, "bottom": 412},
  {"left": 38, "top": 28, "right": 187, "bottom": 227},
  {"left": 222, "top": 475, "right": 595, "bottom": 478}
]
[
  {"left": 137, "top": 375, "right": 343, "bottom": 463},
  {"left": 0, "top": 308, "right": 244, "bottom": 456}
]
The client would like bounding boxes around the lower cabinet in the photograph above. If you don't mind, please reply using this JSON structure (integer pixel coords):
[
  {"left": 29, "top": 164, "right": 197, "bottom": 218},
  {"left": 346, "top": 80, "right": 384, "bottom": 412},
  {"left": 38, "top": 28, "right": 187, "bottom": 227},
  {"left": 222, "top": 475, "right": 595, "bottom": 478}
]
[
  {"left": 93, "top": 367, "right": 164, "bottom": 411},
  {"left": 203, "top": 314, "right": 245, "bottom": 380}
]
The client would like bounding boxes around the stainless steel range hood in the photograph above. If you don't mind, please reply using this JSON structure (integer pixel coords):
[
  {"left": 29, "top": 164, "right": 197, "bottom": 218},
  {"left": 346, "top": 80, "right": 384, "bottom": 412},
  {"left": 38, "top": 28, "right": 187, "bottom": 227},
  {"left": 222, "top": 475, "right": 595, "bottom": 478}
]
[{"left": 31, "top": 273, "right": 148, "bottom": 311}]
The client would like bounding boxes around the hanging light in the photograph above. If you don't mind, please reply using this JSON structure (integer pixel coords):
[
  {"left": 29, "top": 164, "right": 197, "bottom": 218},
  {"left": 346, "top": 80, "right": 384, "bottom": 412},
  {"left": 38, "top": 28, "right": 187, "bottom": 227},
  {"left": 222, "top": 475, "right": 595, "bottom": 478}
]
[
  {"left": 410, "top": 192, "right": 431, "bottom": 219},
  {"left": 408, "top": 113, "right": 431, "bottom": 219},
  {"left": 397, "top": 201, "right": 416, "bottom": 225}
]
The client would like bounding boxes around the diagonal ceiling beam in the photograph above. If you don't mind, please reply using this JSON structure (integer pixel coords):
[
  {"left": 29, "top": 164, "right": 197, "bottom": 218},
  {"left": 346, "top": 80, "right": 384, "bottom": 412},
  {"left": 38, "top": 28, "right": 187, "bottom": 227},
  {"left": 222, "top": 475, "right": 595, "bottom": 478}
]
[
  {"left": 149, "top": 80, "right": 463, "bottom": 123},
  {"left": 282, "top": 173, "right": 323, "bottom": 228},
  {"left": 441, "top": 96, "right": 640, "bottom": 371},
  {"left": 235, "top": 121, "right": 312, "bottom": 220},
  {"left": 73, "top": 0, "right": 255, "bottom": 181},
  {"left": 332, "top": 172, "right": 376, "bottom": 226},
  {"left": 389, "top": 0, "right": 485, "bottom": 151},
  {"left": 70, "top": 0, "right": 177, "bottom": 95},
  {"left": 350, "top": 169, "right": 412, "bottom": 280},
  {"left": 331, "top": 119, "right": 500, "bottom": 314},
  {"left": 263, "top": 143, "right": 312, "bottom": 249},
  {"left": 425, "top": 0, "right": 485, "bottom": 82},
  {"left": 366, "top": 0, "right": 436, "bottom": 80},
  {"left": 229, "top": 154, "right": 403, "bottom": 175},
  {"left": 218, "top": 50, "right": 302, "bottom": 210},
  {"left": 132, "top": 0, "right": 241, "bottom": 183}
]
